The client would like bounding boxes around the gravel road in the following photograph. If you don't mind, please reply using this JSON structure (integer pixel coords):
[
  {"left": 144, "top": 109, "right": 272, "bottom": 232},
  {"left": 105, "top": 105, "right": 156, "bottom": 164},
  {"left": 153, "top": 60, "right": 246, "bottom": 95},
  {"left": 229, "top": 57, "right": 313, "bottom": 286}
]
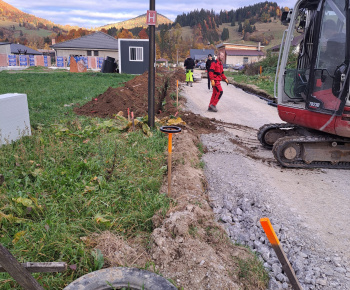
[{"left": 181, "top": 72, "right": 350, "bottom": 289}]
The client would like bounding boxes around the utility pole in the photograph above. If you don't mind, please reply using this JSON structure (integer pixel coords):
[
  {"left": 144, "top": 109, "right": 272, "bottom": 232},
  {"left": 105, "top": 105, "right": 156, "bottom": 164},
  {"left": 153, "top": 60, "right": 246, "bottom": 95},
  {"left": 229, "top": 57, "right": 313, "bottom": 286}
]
[
  {"left": 177, "top": 48, "right": 178, "bottom": 66},
  {"left": 147, "top": 1, "right": 156, "bottom": 128}
]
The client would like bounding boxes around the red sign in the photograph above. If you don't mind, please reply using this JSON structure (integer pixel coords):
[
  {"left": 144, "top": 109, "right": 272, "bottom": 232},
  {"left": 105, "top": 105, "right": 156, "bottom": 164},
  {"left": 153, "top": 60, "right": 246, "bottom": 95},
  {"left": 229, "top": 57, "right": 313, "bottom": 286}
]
[{"left": 147, "top": 10, "right": 157, "bottom": 25}]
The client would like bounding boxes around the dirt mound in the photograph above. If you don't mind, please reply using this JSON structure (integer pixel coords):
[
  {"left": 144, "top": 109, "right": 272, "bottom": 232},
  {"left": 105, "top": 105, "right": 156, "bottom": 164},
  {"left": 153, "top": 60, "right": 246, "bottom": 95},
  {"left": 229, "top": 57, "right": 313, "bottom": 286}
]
[
  {"left": 91, "top": 131, "right": 265, "bottom": 289},
  {"left": 74, "top": 68, "right": 186, "bottom": 119}
]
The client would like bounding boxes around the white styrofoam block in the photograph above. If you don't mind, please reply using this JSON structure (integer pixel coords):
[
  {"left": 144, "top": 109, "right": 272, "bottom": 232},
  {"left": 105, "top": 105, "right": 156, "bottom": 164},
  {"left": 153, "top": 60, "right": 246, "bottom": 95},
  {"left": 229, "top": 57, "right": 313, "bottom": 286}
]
[{"left": 0, "top": 93, "right": 31, "bottom": 145}]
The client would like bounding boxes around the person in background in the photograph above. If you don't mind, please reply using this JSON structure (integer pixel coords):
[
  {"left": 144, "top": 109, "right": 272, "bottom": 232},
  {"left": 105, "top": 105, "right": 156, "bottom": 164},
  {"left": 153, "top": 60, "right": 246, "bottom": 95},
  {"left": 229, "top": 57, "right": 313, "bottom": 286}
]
[
  {"left": 206, "top": 54, "right": 213, "bottom": 90},
  {"left": 184, "top": 55, "right": 195, "bottom": 87},
  {"left": 208, "top": 51, "right": 229, "bottom": 112}
]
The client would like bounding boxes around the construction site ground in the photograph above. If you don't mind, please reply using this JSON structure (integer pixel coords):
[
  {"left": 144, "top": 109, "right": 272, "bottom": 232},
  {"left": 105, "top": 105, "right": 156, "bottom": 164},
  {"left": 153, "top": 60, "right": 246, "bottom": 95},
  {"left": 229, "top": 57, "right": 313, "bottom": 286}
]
[{"left": 75, "top": 68, "right": 350, "bottom": 289}]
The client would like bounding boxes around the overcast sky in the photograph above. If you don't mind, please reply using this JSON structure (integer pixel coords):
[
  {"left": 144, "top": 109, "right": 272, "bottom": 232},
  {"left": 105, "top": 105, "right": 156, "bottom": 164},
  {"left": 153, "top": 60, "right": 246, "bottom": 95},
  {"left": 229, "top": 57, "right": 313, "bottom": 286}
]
[{"left": 4, "top": 0, "right": 296, "bottom": 28}]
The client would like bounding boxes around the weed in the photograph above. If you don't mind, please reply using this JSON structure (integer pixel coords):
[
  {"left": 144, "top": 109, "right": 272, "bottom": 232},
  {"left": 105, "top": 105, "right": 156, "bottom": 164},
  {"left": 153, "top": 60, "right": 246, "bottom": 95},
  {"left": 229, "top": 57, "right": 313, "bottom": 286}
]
[
  {"left": 188, "top": 225, "right": 198, "bottom": 237},
  {"left": 196, "top": 141, "right": 205, "bottom": 156},
  {"left": 234, "top": 254, "right": 269, "bottom": 289}
]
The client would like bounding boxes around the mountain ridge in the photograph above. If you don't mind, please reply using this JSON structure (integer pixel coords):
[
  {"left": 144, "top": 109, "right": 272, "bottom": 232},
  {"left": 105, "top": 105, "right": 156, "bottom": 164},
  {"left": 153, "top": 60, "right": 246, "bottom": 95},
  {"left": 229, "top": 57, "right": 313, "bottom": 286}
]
[{"left": 97, "top": 13, "right": 173, "bottom": 30}]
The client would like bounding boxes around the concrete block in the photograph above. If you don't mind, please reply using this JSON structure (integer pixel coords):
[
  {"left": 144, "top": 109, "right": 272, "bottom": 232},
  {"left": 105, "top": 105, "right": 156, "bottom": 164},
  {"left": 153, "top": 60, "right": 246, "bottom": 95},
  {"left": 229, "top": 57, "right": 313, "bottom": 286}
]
[{"left": 0, "top": 93, "right": 31, "bottom": 145}]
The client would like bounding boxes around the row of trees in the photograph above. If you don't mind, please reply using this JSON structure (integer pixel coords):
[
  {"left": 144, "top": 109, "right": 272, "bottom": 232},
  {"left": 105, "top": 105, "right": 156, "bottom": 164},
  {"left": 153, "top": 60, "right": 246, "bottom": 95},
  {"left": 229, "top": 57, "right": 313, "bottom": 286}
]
[{"left": 175, "top": 2, "right": 281, "bottom": 28}]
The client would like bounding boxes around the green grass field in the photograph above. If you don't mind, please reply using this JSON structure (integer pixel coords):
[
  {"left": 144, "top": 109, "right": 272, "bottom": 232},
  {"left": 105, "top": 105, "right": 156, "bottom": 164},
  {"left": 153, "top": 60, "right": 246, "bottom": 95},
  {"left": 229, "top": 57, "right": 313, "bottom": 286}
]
[{"left": 0, "top": 68, "right": 171, "bottom": 289}]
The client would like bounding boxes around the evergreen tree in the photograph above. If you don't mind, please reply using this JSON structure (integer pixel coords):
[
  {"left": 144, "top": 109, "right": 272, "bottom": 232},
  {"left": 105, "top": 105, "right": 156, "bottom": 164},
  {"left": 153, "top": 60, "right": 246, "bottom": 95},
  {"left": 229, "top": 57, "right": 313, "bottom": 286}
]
[
  {"left": 221, "top": 28, "right": 229, "bottom": 41},
  {"left": 238, "top": 22, "right": 243, "bottom": 33}
]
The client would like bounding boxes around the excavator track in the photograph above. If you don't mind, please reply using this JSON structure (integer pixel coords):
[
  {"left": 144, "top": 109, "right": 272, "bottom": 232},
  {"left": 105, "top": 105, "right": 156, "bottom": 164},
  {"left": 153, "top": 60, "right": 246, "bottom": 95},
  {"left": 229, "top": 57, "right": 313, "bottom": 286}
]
[
  {"left": 272, "top": 135, "right": 350, "bottom": 169},
  {"left": 257, "top": 123, "right": 303, "bottom": 149}
]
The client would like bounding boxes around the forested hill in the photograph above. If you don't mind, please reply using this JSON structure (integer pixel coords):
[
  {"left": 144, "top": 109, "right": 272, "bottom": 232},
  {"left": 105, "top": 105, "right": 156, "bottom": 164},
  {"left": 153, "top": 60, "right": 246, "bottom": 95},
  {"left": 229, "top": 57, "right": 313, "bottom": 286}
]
[
  {"left": 0, "top": 0, "right": 69, "bottom": 32},
  {"left": 174, "top": 1, "right": 281, "bottom": 27},
  {"left": 98, "top": 13, "right": 173, "bottom": 30}
]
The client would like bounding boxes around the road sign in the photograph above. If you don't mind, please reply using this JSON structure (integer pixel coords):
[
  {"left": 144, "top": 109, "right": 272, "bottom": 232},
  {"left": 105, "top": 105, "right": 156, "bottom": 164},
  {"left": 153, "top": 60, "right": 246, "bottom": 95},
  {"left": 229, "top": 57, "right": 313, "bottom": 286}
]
[{"left": 147, "top": 10, "right": 157, "bottom": 25}]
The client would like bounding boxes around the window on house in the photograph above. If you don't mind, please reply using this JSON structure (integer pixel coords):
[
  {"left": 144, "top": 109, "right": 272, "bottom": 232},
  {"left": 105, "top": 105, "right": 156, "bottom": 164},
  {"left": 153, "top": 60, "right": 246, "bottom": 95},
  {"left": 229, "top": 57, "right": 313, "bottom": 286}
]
[
  {"left": 129, "top": 47, "right": 143, "bottom": 61},
  {"left": 87, "top": 50, "right": 92, "bottom": 56},
  {"left": 243, "top": 57, "right": 249, "bottom": 64},
  {"left": 94, "top": 50, "right": 99, "bottom": 56}
]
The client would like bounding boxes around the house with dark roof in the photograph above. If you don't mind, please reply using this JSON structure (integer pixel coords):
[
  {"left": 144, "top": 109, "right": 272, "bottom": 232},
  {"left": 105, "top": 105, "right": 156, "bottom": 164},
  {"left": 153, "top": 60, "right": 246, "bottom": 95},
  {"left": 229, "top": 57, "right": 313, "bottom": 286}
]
[
  {"left": 51, "top": 32, "right": 119, "bottom": 61},
  {"left": 216, "top": 43, "right": 265, "bottom": 66},
  {"left": 0, "top": 42, "right": 42, "bottom": 55}
]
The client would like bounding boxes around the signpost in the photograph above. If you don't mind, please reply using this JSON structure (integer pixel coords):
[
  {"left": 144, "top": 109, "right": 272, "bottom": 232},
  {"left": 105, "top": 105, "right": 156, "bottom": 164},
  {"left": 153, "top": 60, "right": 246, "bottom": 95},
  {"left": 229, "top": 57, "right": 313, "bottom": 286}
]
[{"left": 147, "top": 1, "right": 156, "bottom": 128}]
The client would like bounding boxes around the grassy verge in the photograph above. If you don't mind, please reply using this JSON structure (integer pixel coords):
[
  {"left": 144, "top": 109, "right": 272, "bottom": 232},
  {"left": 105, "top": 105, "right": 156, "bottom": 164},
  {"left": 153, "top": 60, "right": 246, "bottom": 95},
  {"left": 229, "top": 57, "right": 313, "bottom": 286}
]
[
  {"left": 0, "top": 68, "right": 170, "bottom": 289},
  {"left": 234, "top": 254, "right": 269, "bottom": 289},
  {"left": 226, "top": 71, "right": 275, "bottom": 97}
]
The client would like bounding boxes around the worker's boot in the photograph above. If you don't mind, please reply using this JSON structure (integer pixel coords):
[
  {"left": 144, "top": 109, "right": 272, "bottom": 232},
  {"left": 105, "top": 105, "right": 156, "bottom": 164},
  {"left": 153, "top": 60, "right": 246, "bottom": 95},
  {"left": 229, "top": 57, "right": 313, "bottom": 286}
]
[
  {"left": 190, "top": 82, "right": 193, "bottom": 87},
  {"left": 209, "top": 105, "right": 217, "bottom": 112}
]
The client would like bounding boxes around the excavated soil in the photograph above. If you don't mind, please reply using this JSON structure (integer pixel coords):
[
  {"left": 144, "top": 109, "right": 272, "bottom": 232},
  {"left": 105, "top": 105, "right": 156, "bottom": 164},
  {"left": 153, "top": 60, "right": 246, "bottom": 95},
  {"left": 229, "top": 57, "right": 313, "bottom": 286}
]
[
  {"left": 75, "top": 68, "right": 186, "bottom": 119},
  {"left": 75, "top": 68, "right": 266, "bottom": 289}
]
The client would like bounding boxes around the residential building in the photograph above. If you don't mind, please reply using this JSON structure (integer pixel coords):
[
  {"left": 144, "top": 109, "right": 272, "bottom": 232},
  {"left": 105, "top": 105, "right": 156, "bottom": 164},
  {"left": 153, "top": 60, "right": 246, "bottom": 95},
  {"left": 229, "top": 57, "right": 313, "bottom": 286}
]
[
  {"left": 216, "top": 43, "right": 265, "bottom": 66},
  {"left": 51, "top": 32, "right": 119, "bottom": 61}
]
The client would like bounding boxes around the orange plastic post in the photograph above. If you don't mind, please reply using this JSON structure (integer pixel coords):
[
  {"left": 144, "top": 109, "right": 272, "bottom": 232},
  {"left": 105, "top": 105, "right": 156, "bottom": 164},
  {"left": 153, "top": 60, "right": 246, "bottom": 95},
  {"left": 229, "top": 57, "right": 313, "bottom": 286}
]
[
  {"left": 167, "top": 133, "right": 173, "bottom": 195},
  {"left": 168, "top": 133, "right": 173, "bottom": 153},
  {"left": 260, "top": 217, "right": 280, "bottom": 245},
  {"left": 260, "top": 66, "right": 262, "bottom": 75},
  {"left": 260, "top": 218, "right": 302, "bottom": 290}
]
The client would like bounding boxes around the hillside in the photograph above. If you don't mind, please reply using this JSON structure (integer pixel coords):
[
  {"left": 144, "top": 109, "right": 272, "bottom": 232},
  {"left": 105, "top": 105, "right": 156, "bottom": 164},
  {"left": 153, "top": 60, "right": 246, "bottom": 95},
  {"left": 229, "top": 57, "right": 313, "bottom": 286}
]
[
  {"left": 217, "top": 19, "right": 286, "bottom": 51},
  {"left": 98, "top": 13, "right": 173, "bottom": 30},
  {"left": 0, "top": 0, "right": 68, "bottom": 32}
]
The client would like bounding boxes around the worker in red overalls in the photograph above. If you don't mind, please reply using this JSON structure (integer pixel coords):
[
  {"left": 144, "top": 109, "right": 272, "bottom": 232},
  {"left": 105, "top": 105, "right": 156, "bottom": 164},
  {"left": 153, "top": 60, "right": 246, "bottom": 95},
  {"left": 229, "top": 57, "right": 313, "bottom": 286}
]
[{"left": 208, "top": 51, "right": 229, "bottom": 112}]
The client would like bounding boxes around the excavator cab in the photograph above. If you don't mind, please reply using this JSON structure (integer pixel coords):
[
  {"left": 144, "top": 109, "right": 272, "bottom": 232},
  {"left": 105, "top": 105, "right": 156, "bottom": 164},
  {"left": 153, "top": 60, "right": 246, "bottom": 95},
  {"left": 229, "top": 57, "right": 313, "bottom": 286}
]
[{"left": 258, "top": 0, "right": 350, "bottom": 168}]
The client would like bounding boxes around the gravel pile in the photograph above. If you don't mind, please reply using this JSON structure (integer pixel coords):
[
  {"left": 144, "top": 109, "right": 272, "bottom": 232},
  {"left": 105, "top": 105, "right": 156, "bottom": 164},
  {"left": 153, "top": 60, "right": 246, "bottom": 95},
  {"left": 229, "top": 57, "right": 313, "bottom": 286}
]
[{"left": 200, "top": 132, "right": 350, "bottom": 290}]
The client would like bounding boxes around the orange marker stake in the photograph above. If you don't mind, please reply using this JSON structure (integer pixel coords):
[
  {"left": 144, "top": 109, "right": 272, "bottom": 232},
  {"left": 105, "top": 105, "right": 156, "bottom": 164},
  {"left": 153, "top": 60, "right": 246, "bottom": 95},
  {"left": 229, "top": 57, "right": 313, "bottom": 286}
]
[
  {"left": 131, "top": 112, "right": 135, "bottom": 131},
  {"left": 159, "top": 126, "right": 182, "bottom": 196},
  {"left": 167, "top": 133, "right": 173, "bottom": 195},
  {"left": 260, "top": 218, "right": 302, "bottom": 290},
  {"left": 127, "top": 108, "right": 130, "bottom": 121}
]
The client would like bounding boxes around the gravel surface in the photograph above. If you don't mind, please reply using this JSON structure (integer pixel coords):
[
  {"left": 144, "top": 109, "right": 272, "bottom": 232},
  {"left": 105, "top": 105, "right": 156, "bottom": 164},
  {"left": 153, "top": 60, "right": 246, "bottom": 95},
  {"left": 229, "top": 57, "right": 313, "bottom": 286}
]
[{"left": 182, "top": 73, "right": 350, "bottom": 289}]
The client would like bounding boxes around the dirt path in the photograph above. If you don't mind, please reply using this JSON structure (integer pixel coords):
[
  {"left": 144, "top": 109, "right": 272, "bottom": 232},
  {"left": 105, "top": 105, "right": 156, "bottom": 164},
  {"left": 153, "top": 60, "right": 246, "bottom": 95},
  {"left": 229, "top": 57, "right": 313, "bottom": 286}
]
[{"left": 182, "top": 74, "right": 350, "bottom": 288}]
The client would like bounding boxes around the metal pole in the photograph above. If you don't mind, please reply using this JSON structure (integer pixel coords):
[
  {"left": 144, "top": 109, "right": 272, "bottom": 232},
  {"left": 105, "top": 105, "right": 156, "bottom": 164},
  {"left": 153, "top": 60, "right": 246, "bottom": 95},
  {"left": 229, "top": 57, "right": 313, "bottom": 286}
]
[{"left": 148, "top": 0, "right": 156, "bottom": 128}]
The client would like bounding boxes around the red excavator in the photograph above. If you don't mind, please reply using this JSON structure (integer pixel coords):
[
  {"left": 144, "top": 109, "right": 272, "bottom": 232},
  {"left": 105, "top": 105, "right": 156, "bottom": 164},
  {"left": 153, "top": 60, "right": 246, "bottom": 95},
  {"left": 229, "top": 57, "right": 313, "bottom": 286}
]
[{"left": 258, "top": 0, "right": 350, "bottom": 168}]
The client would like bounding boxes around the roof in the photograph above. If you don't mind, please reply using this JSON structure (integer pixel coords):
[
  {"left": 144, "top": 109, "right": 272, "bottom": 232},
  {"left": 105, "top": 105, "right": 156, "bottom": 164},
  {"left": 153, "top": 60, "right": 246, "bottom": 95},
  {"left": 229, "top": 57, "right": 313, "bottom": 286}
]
[
  {"left": 10, "top": 44, "right": 42, "bottom": 55},
  {"left": 0, "top": 42, "right": 11, "bottom": 45},
  {"left": 190, "top": 49, "right": 215, "bottom": 60},
  {"left": 216, "top": 42, "right": 265, "bottom": 49},
  {"left": 51, "top": 32, "right": 119, "bottom": 50},
  {"left": 156, "top": 58, "right": 168, "bottom": 62},
  {"left": 226, "top": 50, "right": 265, "bottom": 56},
  {"left": 270, "top": 34, "right": 304, "bottom": 51}
]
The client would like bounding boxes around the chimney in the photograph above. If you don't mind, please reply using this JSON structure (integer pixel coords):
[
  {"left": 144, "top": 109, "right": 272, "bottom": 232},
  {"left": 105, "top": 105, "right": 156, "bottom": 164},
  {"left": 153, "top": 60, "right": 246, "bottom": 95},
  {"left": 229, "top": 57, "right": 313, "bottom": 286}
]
[
  {"left": 52, "top": 39, "right": 56, "bottom": 45},
  {"left": 258, "top": 42, "right": 261, "bottom": 51}
]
